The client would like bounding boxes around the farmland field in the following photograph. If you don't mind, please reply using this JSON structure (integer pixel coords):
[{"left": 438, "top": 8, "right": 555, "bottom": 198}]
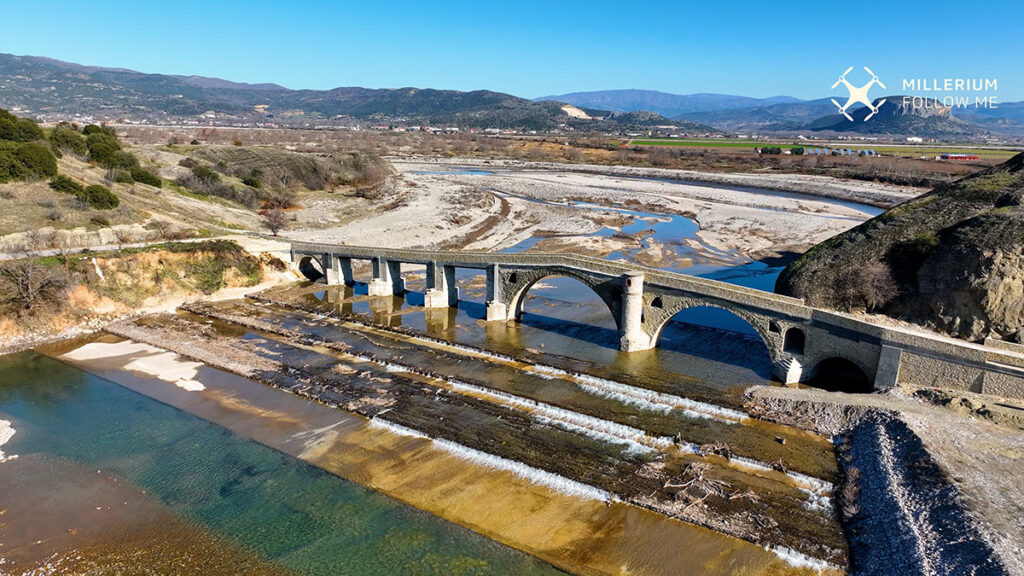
[{"left": 628, "top": 138, "right": 1021, "bottom": 160}]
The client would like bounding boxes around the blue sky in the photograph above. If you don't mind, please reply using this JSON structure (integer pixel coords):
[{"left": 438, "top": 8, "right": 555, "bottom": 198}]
[{"left": 3, "top": 0, "right": 1022, "bottom": 100}]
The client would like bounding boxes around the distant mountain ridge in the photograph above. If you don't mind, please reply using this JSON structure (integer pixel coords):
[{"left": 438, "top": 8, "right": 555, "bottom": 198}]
[
  {"left": 534, "top": 89, "right": 801, "bottom": 118},
  {"left": 0, "top": 53, "right": 710, "bottom": 132}
]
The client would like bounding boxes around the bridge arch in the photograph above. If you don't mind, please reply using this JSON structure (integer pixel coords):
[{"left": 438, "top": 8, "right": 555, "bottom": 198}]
[
  {"left": 809, "top": 357, "right": 873, "bottom": 392},
  {"left": 297, "top": 255, "right": 325, "bottom": 281},
  {"left": 647, "top": 298, "right": 780, "bottom": 361},
  {"left": 505, "top": 270, "right": 622, "bottom": 331}
]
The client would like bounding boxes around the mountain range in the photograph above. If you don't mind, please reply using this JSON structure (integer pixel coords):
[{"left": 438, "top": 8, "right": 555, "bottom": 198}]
[
  {"left": 0, "top": 53, "right": 711, "bottom": 132},
  {"left": 0, "top": 53, "right": 1020, "bottom": 138},
  {"left": 533, "top": 90, "right": 801, "bottom": 119}
]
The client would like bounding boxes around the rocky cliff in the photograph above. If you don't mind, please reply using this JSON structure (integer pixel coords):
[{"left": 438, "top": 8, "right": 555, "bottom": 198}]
[{"left": 776, "top": 152, "right": 1024, "bottom": 342}]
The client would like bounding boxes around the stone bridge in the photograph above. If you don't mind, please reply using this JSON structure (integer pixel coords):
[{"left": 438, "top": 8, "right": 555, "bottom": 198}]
[{"left": 290, "top": 242, "right": 1024, "bottom": 396}]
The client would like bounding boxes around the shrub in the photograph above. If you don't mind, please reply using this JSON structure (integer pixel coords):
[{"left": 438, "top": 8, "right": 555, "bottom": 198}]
[
  {"left": 50, "top": 175, "right": 85, "bottom": 195},
  {"left": 242, "top": 176, "right": 262, "bottom": 189},
  {"left": 0, "top": 142, "right": 59, "bottom": 181},
  {"left": 110, "top": 169, "right": 135, "bottom": 184},
  {"left": 90, "top": 215, "right": 112, "bottom": 227},
  {"left": 0, "top": 108, "right": 45, "bottom": 142},
  {"left": 82, "top": 124, "right": 116, "bottom": 137},
  {"left": 50, "top": 126, "right": 87, "bottom": 155},
  {"left": 191, "top": 164, "right": 220, "bottom": 183},
  {"left": 130, "top": 166, "right": 162, "bottom": 187},
  {"left": 790, "top": 147, "right": 805, "bottom": 155},
  {"left": 760, "top": 146, "right": 783, "bottom": 155},
  {"left": 86, "top": 132, "right": 122, "bottom": 167},
  {"left": 82, "top": 184, "right": 120, "bottom": 210}
]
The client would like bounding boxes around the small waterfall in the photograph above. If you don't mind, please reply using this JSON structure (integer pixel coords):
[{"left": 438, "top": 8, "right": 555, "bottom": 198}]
[{"left": 369, "top": 416, "right": 611, "bottom": 501}]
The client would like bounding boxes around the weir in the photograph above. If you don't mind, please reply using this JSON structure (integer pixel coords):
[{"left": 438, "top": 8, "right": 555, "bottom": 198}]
[{"left": 291, "top": 243, "right": 1024, "bottom": 397}]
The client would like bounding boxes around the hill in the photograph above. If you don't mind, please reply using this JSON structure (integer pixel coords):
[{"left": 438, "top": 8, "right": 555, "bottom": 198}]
[
  {"left": 806, "top": 96, "right": 986, "bottom": 137},
  {"left": 0, "top": 53, "right": 692, "bottom": 132},
  {"left": 676, "top": 98, "right": 838, "bottom": 132},
  {"left": 776, "top": 152, "right": 1024, "bottom": 342},
  {"left": 535, "top": 89, "right": 800, "bottom": 118}
]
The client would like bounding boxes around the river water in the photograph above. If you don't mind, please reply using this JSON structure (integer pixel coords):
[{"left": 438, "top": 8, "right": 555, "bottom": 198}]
[{"left": 0, "top": 176, "right": 875, "bottom": 575}]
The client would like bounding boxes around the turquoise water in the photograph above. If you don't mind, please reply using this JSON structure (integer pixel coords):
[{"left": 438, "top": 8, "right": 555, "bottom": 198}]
[{"left": 0, "top": 352, "right": 564, "bottom": 576}]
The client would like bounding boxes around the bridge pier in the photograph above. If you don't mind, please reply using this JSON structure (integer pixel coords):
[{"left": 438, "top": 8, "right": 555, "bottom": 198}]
[
  {"left": 485, "top": 264, "right": 510, "bottom": 322},
  {"left": 369, "top": 257, "right": 405, "bottom": 296},
  {"left": 619, "top": 271, "right": 654, "bottom": 352},
  {"left": 424, "top": 262, "right": 459, "bottom": 308},
  {"left": 325, "top": 255, "right": 355, "bottom": 286}
]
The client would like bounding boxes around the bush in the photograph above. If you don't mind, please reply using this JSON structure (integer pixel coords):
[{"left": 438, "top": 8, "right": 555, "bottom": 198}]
[
  {"left": 15, "top": 142, "right": 58, "bottom": 178},
  {"left": 0, "top": 108, "right": 45, "bottom": 142},
  {"left": 82, "top": 184, "right": 120, "bottom": 210},
  {"left": 82, "top": 124, "right": 116, "bottom": 137},
  {"left": 86, "top": 132, "right": 122, "bottom": 167},
  {"left": 760, "top": 146, "right": 783, "bottom": 155},
  {"left": 50, "top": 126, "right": 87, "bottom": 155},
  {"left": 242, "top": 176, "right": 262, "bottom": 189},
  {"left": 130, "top": 166, "right": 162, "bottom": 187},
  {"left": 50, "top": 175, "right": 85, "bottom": 195},
  {"left": 790, "top": 147, "right": 805, "bottom": 155},
  {"left": 111, "top": 169, "right": 135, "bottom": 184},
  {"left": 0, "top": 142, "right": 58, "bottom": 181},
  {"left": 190, "top": 164, "right": 220, "bottom": 183}
]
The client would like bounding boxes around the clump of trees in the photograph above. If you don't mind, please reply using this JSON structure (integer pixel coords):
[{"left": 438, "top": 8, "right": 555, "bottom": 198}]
[{"left": 0, "top": 109, "right": 60, "bottom": 182}]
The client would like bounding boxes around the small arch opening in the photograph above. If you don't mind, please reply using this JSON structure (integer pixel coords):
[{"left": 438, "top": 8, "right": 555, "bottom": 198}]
[
  {"left": 651, "top": 296, "right": 664, "bottom": 309},
  {"left": 783, "top": 328, "right": 806, "bottom": 355},
  {"left": 809, "top": 358, "right": 872, "bottom": 393},
  {"left": 508, "top": 272, "right": 518, "bottom": 284},
  {"left": 769, "top": 320, "right": 781, "bottom": 334},
  {"left": 298, "top": 256, "right": 325, "bottom": 282}
]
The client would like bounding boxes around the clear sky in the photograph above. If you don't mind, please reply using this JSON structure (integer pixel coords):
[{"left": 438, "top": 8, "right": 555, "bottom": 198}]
[{"left": 3, "top": 0, "right": 1022, "bottom": 100}]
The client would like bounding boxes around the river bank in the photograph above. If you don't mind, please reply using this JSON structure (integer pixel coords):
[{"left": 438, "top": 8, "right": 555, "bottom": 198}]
[
  {"left": 748, "top": 385, "right": 1024, "bottom": 576},
  {"left": 279, "top": 158, "right": 908, "bottom": 263}
]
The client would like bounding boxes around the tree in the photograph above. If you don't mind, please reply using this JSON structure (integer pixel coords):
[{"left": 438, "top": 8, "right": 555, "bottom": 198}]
[
  {"left": 0, "top": 260, "right": 69, "bottom": 314},
  {"left": 262, "top": 208, "right": 289, "bottom": 236},
  {"left": 861, "top": 261, "right": 899, "bottom": 311}
]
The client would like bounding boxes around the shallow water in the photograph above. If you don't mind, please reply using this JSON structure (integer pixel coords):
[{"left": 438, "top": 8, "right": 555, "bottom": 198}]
[{"left": 0, "top": 352, "right": 564, "bottom": 575}]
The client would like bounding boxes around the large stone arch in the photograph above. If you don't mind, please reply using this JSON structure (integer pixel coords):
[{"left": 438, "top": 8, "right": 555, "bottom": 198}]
[
  {"left": 502, "top": 267, "right": 623, "bottom": 330},
  {"left": 642, "top": 292, "right": 784, "bottom": 361}
]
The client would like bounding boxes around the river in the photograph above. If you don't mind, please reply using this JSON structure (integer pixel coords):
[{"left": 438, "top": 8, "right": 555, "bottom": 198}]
[{"left": 0, "top": 177, "right": 877, "bottom": 575}]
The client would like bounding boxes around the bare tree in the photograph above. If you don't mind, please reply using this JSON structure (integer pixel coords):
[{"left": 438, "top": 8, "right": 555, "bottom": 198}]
[
  {"left": 861, "top": 261, "right": 899, "bottom": 311},
  {"left": 50, "top": 230, "right": 76, "bottom": 272},
  {"left": 150, "top": 219, "right": 173, "bottom": 240},
  {"left": 0, "top": 261, "right": 69, "bottom": 314},
  {"left": 262, "top": 209, "right": 289, "bottom": 236},
  {"left": 113, "top": 227, "right": 134, "bottom": 250}
]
